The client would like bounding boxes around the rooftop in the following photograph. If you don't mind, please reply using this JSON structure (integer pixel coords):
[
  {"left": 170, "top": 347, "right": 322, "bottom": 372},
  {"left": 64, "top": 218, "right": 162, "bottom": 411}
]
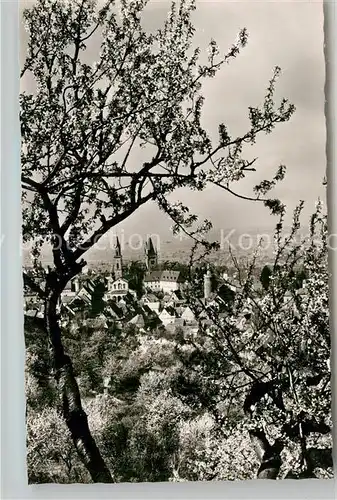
[{"left": 144, "top": 270, "right": 184, "bottom": 283}]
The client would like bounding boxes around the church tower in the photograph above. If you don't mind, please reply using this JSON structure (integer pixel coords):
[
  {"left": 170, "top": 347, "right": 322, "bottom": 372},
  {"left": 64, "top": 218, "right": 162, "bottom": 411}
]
[
  {"left": 204, "top": 266, "right": 212, "bottom": 301},
  {"left": 145, "top": 237, "right": 158, "bottom": 270},
  {"left": 113, "top": 236, "right": 123, "bottom": 279}
]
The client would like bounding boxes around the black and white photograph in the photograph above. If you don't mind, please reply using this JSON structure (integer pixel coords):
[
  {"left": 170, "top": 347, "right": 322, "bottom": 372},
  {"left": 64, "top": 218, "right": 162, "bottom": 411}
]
[{"left": 20, "top": 0, "right": 333, "bottom": 484}]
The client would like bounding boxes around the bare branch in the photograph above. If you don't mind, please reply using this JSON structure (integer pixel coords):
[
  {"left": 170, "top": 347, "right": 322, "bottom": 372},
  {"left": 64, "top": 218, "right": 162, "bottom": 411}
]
[{"left": 72, "top": 190, "right": 155, "bottom": 262}]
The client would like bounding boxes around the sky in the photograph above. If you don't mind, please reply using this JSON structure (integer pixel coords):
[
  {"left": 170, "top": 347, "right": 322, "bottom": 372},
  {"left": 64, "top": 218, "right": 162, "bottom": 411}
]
[{"left": 20, "top": 0, "right": 326, "bottom": 240}]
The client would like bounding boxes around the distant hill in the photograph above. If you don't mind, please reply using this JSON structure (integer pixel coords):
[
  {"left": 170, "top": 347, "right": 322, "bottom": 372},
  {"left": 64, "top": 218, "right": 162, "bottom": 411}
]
[{"left": 22, "top": 224, "right": 309, "bottom": 268}]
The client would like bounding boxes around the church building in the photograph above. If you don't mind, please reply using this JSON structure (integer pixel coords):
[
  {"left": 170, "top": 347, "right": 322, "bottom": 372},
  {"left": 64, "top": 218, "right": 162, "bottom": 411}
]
[
  {"left": 143, "top": 237, "right": 184, "bottom": 293},
  {"left": 105, "top": 237, "right": 136, "bottom": 301}
]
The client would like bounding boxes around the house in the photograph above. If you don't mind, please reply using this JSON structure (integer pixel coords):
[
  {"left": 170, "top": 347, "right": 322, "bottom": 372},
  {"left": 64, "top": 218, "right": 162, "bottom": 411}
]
[
  {"left": 59, "top": 278, "right": 95, "bottom": 316},
  {"left": 159, "top": 306, "right": 179, "bottom": 326},
  {"left": 113, "top": 297, "right": 130, "bottom": 316},
  {"left": 144, "top": 270, "right": 184, "bottom": 294},
  {"left": 283, "top": 290, "right": 293, "bottom": 305},
  {"left": 139, "top": 305, "right": 162, "bottom": 329},
  {"left": 75, "top": 286, "right": 92, "bottom": 306},
  {"left": 25, "top": 308, "right": 44, "bottom": 319},
  {"left": 144, "top": 271, "right": 162, "bottom": 292},
  {"left": 61, "top": 276, "right": 80, "bottom": 296},
  {"left": 105, "top": 302, "right": 124, "bottom": 321},
  {"left": 164, "top": 289, "right": 186, "bottom": 309},
  {"left": 24, "top": 292, "right": 41, "bottom": 312},
  {"left": 60, "top": 276, "right": 95, "bottom": 304},
  {"left": 141, "top": 293, "right": 161, "bottom": 313},
  {"left": 60, "top": 288, "right": 77, "bottom": 302},
  {"left": 146, "top": 301, "right": 161, "bottom": 313},
  {"left": 162, "top": 292, "right": 173, "bottom": 304},
  {"left": 170, "top": 289, "right": 185, "bottom": 303},
  {"left": 181, "top": 306, "right": 196, "bottom": 324},
  {"left": 142, "top": 293, "right": 158, "bottom": 303},
  {"left": 128, "top": 314, "right": 145, "bottom": 330},
  {"left": 105, "top": 277, "right": 137, "bottom": 301}
]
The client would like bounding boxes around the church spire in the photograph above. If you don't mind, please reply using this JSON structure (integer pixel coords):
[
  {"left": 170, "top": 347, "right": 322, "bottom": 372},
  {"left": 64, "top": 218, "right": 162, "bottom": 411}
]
[
  {"left": 113, "top": 236, "right": 123, "bottom": 278},
  {"left": 145, "top": 237, "right": 158, "bottom": 270},
  {"left": 115, "top": 236, "right": 121, "bottom": 257}
]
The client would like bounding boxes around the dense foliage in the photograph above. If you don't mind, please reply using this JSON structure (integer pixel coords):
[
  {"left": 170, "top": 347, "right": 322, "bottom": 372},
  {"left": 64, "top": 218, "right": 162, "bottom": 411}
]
[{"left": 179, "top": 201, "right": 332, "bottom": 479}]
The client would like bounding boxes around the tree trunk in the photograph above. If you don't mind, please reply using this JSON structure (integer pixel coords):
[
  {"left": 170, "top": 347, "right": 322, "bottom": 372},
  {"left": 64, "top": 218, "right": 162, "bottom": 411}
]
[
  {"left": 45, "top": 286, "right": 113, "bottom": 483},
  {"left": 249, "top": 429, "right": 283, "bottom": 479}
]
